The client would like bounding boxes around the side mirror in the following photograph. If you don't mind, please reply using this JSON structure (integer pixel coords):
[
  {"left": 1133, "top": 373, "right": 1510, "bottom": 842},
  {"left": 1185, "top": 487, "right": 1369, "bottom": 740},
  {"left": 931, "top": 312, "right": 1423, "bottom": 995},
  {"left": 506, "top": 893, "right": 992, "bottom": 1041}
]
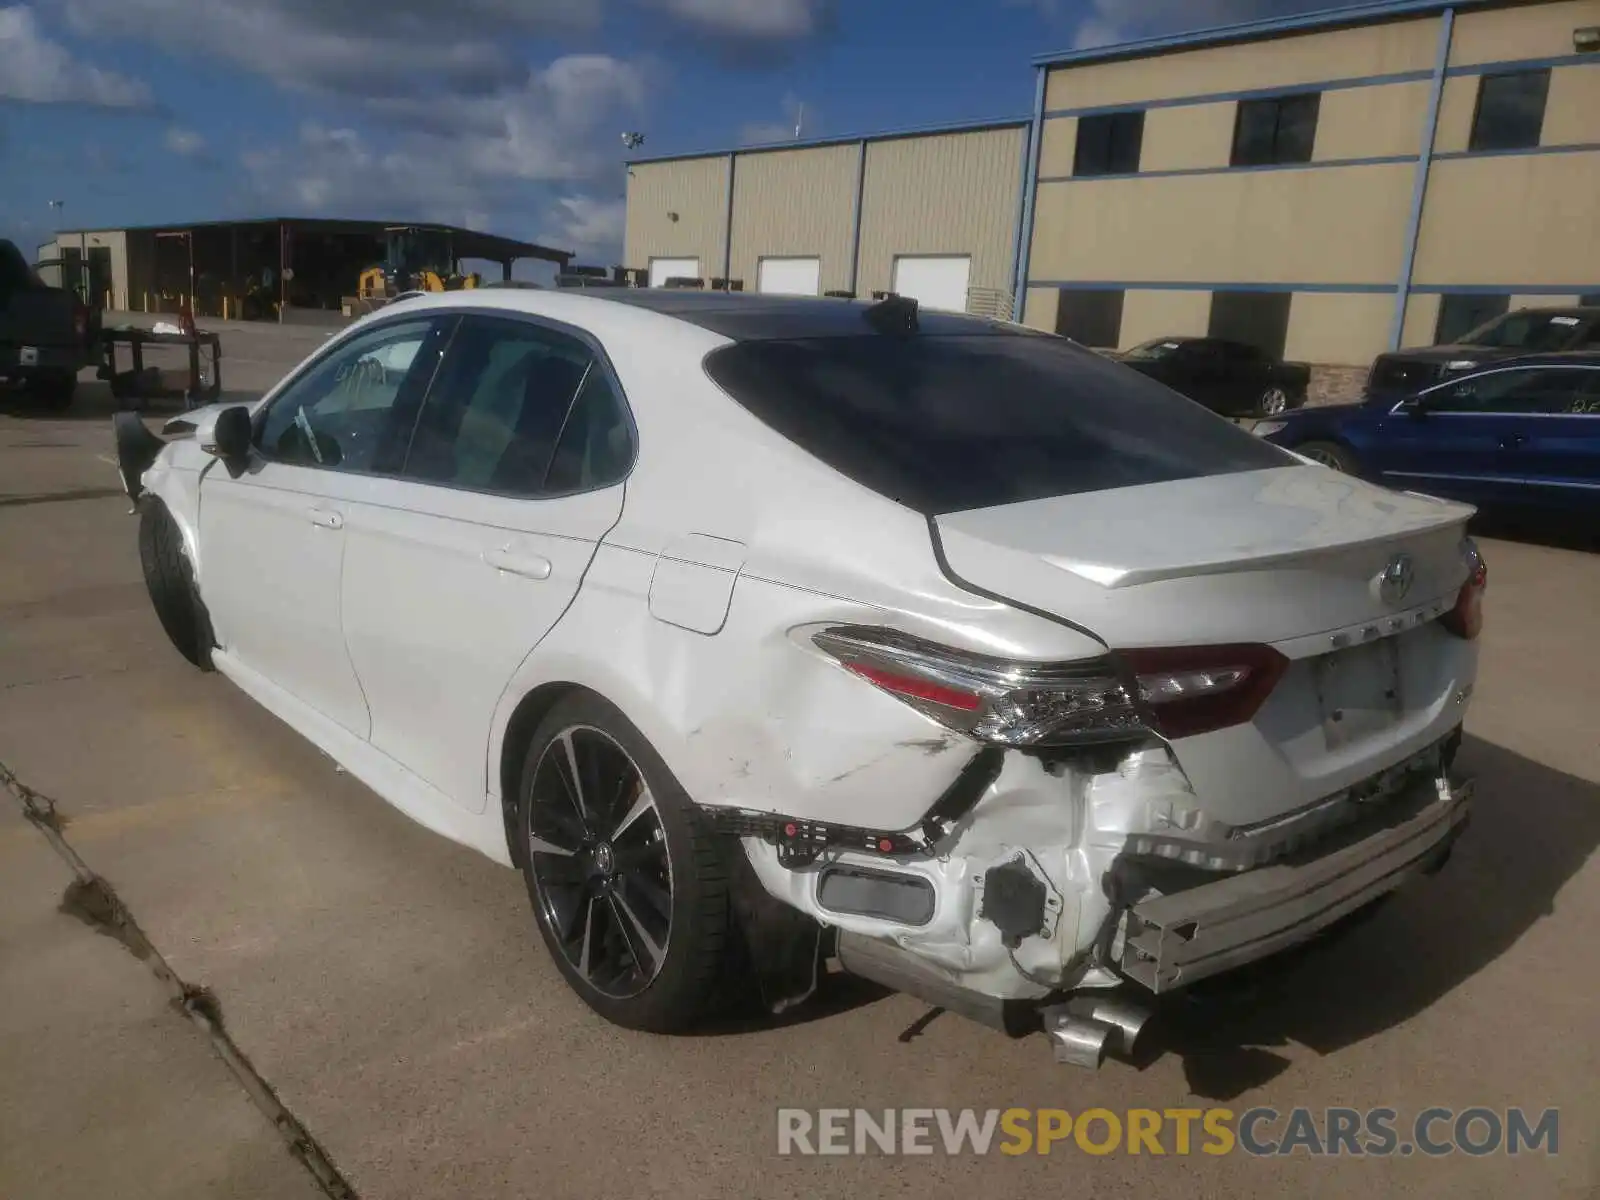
[{"left": 206, "top": 405, "right": 253, "bottom": 463}]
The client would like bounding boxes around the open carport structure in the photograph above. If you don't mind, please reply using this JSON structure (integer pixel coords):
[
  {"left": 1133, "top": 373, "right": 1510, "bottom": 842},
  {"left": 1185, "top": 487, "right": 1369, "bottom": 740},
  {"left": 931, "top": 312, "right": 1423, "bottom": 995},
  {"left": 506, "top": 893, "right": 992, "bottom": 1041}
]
[{"left": 36, "top": 218, "right": 573, "bottom": 324}]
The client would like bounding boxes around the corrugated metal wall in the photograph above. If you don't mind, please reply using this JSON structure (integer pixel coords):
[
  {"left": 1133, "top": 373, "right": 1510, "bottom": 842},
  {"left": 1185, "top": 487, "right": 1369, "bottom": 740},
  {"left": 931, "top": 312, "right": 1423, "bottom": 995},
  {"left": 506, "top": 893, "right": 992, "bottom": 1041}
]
[
  {"left": 728, "top": 144, "right": 859, "bottom": 292},
  {"left": 623, "top": 156, "right": 731, "bottom": 280},
  {"left": 855, "top": 127, "right": 1026, "bottom": 300}
]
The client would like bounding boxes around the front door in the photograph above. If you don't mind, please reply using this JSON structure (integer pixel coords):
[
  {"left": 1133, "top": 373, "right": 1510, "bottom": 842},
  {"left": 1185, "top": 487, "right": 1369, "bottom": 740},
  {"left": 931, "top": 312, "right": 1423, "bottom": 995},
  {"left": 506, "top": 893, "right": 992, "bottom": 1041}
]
[
  {"left": 338, "top": 313, "right": 633, "bottom": 813},
  {"left": 1367, "top": 365, "right": 1587, "bottom": 509},
  {"left": 197, "top": 314, "right": 451, "bottom": 737}
]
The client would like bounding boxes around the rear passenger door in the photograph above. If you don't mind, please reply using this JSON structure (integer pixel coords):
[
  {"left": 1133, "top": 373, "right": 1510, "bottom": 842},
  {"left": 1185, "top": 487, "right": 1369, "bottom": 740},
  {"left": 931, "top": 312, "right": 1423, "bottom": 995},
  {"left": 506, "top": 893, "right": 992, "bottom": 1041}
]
[{"left": 338, "top": 312, "right": 634, "bottom": 815}]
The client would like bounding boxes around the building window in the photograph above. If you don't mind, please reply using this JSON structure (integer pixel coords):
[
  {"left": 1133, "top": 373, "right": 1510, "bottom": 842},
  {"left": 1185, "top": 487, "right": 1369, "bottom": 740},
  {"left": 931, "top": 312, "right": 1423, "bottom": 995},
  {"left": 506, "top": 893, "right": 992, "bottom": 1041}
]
[
  {"left": 1073, "top": 111, "right": 1144, "bottom": 176},
  {"left": 1580, "top": 293, "right": 1600, "bottom": 307},
  {"left": 1435, "top": 294, "right": 1510, "bottom": 344},
  {"left": 1468, "top": 70, "right": 1550, "bottom": 152},
  {"left": 1230, "top": 93, "right": 1319, "bottom": 167},
  {"left": 1208, "top": 291, "right": 1292, "bottom": 359},
  {"left": 1055, "top": 289, "right": 1125, "bottom": 348}
]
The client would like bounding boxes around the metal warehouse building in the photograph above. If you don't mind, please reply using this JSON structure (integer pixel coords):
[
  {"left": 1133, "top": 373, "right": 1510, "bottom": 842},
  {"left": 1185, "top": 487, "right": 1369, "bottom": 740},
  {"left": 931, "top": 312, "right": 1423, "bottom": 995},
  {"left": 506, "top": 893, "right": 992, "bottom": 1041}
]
[{"left": 624, "top": 0, "right": 1600, "bottom": 366}]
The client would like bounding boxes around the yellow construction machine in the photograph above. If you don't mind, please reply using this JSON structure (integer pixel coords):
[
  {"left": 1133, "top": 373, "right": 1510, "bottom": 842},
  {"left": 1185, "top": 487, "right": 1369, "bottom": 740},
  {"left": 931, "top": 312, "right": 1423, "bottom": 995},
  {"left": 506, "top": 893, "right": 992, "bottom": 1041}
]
[{"left": 347, "top": 227, "right": 481, "bottom": 316}]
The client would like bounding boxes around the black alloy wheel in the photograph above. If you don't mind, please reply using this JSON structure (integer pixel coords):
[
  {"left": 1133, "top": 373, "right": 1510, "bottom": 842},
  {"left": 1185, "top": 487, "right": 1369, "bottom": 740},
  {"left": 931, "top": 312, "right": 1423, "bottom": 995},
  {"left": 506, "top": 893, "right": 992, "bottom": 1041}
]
[{"left": 526, "top": 724, "right": 674, "bottom": 999}]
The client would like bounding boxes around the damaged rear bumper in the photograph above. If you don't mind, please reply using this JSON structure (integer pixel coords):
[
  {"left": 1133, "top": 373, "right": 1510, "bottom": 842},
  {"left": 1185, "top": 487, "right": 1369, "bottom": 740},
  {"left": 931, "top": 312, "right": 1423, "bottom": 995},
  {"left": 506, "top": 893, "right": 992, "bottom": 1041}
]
[{"left": 1118, "top": 773, "right": 1473, "bottom": 994}]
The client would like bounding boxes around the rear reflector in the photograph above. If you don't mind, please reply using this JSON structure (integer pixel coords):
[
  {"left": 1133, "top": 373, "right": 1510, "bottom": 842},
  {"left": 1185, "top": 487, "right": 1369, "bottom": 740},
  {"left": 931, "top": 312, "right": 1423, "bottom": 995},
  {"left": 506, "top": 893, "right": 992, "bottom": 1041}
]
[
  {"left": 842, "top": 662, "right": 982, "bottom": 712},
  {"left": 1441, "top": 554, "right": 1487, "bottom": 640},
  {"left": 1120, "top": 643, "right": 1288, "bottom": 739}
]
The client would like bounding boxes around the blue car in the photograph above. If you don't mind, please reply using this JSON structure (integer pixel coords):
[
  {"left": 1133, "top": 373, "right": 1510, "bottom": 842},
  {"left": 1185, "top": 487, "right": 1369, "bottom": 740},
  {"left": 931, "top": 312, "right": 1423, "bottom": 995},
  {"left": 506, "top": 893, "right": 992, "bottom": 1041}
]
[{"left": 1253, "top": 352, "right": 1600, "bottom": 522}]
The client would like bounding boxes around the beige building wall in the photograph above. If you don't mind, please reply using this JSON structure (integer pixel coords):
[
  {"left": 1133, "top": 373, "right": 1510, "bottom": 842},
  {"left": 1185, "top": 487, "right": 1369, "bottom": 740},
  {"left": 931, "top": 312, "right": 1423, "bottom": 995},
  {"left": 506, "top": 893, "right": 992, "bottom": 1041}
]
[
  {"left": 1413, "top": 153, "right": 1600, "bottom": 287},
  {"left": 1284, "top": 293, "right": 1396, "bottom": 363},
  {"left": 1043, "top": 17, "right": 1439, "bottom": 112},
  {"left": 1023, "top": 286, "right": 1060, "bottom": 330},
  {"left": 39, "top": 230, "right": 130, "bottom": 309},
  {"left": 1447, "top": 0, "right": 1599, "bottom": 65},
  {"left": 1542, "top": 65, "right": 1600, "bottom": 146},
  {"left": 1139, "top": 103, "right": 1235, "bottom": 172},
  {"left": 855, "top": 126, "right": 1025, "bottom": 299},
  {"left": 624, "top": 156, "right": 730, "bottom": 280},
  {"left": 1028, "top": 161, "right": 1415, "bottom": 285},
  {"left": 1116, "top": 289, "right": 1212, "bottom": 347},
  {"left": 727, "top": 143, "right": 859, "bottom": 293},
  {"left": 1401, "top": 293, "right": 1443, "bottom": 348},
  {"left": 1313, "top": 80, "right": 1431, "bottom": 160},
  {"left": 1037, "top": 116, "right": 1077, "bottom": 177}
]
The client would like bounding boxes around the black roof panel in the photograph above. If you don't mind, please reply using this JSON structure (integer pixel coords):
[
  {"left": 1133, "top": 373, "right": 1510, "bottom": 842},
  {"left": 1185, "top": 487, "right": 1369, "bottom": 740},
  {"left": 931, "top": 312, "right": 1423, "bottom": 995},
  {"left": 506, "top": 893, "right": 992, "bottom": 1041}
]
[{"left": 593, "top": 290, "right": 1028, "bottom": 341}]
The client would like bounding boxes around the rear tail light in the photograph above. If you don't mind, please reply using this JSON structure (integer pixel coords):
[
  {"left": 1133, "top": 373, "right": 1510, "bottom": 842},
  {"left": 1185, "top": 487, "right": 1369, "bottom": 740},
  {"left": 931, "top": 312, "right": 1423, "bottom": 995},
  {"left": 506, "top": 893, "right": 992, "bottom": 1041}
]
[
  {"left": 1441, "top": 537, "right": 1487, "bottom": 640},
  {"left": 811, "top": 626, "right": 1286, "bottom": 748},
  {"left": 1120, "top": 644, "right": 1288, "bottom": 740}
]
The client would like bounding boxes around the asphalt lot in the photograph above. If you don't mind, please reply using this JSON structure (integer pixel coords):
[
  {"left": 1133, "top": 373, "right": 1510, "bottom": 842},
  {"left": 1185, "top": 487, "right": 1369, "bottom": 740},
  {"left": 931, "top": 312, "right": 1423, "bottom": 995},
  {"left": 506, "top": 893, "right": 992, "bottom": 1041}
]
[{"left": 1, "top": 330, "right": 1596, "bottom": 1199}]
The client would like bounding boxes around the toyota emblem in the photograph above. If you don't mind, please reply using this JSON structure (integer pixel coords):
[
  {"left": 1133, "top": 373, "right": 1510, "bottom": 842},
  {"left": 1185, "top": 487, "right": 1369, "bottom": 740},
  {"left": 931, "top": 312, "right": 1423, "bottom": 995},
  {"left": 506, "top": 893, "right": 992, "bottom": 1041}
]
[{"left": 1377, "top": 553, "right": 1415, "bottom": 606}]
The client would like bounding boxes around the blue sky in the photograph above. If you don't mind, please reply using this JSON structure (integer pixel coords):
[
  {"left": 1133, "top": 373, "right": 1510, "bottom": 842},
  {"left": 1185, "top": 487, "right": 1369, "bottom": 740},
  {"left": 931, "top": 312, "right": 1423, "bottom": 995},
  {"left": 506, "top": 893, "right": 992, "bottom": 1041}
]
[{"left": 1, "top": 0, "right": 1349, "bottom": 265}]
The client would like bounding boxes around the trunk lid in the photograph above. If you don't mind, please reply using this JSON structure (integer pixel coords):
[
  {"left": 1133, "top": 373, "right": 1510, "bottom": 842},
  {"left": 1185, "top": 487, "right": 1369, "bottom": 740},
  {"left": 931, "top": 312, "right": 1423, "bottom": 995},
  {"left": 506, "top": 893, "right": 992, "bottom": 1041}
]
[
  {"left": 934, "top": 465, "right": 1479, "bottom": 828},
  {"left": 934, "top": 465, "right": 1473, "bottom": 647}
]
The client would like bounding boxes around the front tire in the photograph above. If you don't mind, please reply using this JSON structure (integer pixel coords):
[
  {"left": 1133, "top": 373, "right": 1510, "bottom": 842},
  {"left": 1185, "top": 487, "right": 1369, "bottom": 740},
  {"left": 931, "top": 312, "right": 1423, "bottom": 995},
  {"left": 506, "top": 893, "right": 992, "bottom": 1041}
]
[
  {"left": 138, "top": 499, "right": 215, "bottom": 670},
  {"left": 516, "top": 692, "right": 734, "bottom": 1032},
  {"left": 1257, "top": 385, "right": 1290, "bottom": 417},
  {"left": 1297, "top": 440, "right": 1359, "bottom": 474}
]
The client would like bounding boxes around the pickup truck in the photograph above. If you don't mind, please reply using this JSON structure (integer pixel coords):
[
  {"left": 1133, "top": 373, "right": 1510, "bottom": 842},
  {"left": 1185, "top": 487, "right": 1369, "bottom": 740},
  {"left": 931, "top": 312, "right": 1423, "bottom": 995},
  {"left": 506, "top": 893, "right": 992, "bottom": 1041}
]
[
  {"left": 1, "top": 239, "right": 96, "bottom": 408},
  {"left": 1366, "top": 306, "right": 1600, "bottom": 397}
]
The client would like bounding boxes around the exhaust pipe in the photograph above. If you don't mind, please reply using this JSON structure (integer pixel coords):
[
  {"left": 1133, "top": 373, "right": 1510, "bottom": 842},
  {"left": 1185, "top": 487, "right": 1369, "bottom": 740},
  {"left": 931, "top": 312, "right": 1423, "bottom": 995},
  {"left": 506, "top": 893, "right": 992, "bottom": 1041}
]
[{"left": 1040, "top": 994, "right": 1153, "bottom": 1068}]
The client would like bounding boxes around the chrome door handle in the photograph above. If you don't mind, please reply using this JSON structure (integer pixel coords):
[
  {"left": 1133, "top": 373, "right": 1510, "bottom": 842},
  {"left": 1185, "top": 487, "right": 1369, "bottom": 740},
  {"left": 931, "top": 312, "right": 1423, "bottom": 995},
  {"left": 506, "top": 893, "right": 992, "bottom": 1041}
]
[
  {"left": 483, "top": 547, "right": 552, "bottom": 580},
  {"left": 308, "top": 508, "right": 343, "bottom": 529}
]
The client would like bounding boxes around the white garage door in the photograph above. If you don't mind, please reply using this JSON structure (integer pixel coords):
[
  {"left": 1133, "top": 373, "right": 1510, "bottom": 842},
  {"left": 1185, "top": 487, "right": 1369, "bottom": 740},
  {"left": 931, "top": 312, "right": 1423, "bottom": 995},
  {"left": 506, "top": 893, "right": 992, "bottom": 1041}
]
[
  {"left": 891, "top": 255, "right": 972, "bottom": 313},
  {"left": 649, "top": 257, "right": 700, "bottom": 288},
  {"left": 757, "top": 256, "right": 821, "bottom": 296}
]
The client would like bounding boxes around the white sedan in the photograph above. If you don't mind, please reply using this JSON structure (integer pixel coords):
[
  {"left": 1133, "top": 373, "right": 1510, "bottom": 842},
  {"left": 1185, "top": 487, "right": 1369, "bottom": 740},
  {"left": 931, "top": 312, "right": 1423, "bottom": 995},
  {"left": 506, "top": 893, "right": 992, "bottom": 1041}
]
[{"left": 113, "top": 288, "right": 1484, "bottom": 1066}]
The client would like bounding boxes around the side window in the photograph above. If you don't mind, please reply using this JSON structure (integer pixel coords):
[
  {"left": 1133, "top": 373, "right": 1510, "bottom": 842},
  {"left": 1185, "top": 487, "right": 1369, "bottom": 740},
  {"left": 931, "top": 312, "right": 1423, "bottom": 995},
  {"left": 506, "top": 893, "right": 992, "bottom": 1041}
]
[
  {"left": 1427, "top": 369, "right": 1581, "bottom": 415},
  {"left": 402, "top": 315, "right": 630, "bottom": 496},
  {"left": 256, "top": 318, "right": 444, "bottom": 474},
  {"left": 1575, "top": 370, "right": 1600, "bottom": 414},
  {"left": 545, "top": 365, "right": 633, "bottom": 493}
]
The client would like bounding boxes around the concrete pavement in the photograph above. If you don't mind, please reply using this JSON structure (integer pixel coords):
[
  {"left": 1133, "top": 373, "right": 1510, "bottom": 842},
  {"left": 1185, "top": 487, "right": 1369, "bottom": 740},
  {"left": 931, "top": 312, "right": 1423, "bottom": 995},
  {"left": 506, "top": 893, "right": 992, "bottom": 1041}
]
[{"left": 0, "top": 362, "right": 1596, "bottom": 1199}]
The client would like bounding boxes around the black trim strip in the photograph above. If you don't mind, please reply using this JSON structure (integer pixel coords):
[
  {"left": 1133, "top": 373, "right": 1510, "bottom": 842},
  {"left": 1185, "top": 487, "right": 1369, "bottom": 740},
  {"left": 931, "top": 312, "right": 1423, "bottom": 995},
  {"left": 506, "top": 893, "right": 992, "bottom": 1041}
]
[{"left": 925, "top": 515, "right": 1108, "bottom": 649}]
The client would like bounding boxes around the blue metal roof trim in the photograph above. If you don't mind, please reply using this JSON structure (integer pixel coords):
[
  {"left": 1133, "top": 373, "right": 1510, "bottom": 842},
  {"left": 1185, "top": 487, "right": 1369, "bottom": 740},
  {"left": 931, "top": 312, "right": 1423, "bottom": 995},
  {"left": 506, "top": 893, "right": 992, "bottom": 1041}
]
[
  {"left": 625, "top": 116, "right": 1031, "bottom": 166},
  {"left": 1032, "top": 0, "right": 1497, "bottom": 68}
]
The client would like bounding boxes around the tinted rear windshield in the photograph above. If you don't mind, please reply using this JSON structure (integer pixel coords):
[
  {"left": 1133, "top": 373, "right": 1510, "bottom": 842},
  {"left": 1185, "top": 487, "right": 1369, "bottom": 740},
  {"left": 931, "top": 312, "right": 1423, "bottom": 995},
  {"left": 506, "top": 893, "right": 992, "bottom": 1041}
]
[{"left": 703, "top": 333, "right": 1294, "bottom": 515}]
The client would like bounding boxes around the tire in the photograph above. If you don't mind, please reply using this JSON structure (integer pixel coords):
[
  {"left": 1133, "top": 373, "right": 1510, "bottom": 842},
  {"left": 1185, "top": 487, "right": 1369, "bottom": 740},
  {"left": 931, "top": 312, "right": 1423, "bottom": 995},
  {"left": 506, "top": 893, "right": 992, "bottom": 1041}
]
[
  {"left": 29, "top": 370, "right": 76, "bottom": 410},
  {"left": 1257, "top": 385, "right": 1290, "bottom": 417},
  {"left": 138, "top": 499, "right": 215, "bottom": 671},
  {"left": 1297, "top": 440, "right": 1359, "bottom": 474},
  {"left": 516, "top": 691, "right": 734, "bottom": 1032}
]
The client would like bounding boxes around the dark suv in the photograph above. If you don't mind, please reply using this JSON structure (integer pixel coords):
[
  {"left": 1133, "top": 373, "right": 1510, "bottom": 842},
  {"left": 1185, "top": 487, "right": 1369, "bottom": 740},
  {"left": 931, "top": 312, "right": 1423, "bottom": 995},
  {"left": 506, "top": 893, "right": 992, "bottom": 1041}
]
[{"left": 1367, "top": 306, "right": 1600, "bottom": 397}]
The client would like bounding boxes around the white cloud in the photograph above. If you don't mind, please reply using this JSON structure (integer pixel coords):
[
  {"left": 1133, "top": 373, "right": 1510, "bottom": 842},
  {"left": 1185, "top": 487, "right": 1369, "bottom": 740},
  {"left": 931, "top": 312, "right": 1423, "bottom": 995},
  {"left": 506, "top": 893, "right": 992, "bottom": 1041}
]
[
  {"left": 57, "top": 0, "right": 600, "bottom": 98},
  {"left": 539, "top": 194, "right": 627, "bottom": 258},
  {"left": 652, "top": 0, "right": 828, "bottom": 39},
  {"left": 164, "top": 125, "right": 205, "bottom": 155},
  {"left": 738, "top": 91, "right": 809, "bottom": 145},
  {"left": 0, "top": 4, "right": 152, "bottom": 108}
]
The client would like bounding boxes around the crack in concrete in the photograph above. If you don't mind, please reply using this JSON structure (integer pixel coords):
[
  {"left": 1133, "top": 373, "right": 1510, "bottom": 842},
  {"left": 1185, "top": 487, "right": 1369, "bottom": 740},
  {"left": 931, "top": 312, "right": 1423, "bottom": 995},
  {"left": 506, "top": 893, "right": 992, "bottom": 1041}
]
[
  {"left": 1, "top": 758, "right": 360, "bottom": 1200},
  {"left": 0, "top": 487, "right": 128, "bottom": 508}
]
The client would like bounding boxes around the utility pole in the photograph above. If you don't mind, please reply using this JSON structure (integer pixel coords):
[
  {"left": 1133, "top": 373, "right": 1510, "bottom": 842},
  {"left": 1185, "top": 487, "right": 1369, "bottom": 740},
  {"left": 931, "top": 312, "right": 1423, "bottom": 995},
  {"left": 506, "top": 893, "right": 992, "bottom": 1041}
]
[{"left": 794, "top": 104, "right": 804, "bottom": 140}]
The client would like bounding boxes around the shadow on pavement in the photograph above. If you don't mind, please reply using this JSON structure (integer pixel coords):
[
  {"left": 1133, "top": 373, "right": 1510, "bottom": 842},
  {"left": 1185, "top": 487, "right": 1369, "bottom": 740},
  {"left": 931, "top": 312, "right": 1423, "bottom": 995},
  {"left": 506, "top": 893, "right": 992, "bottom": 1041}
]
[
  {"left": 1471, "top": 511, "right": 1598, "bottom": 554},
  {"left": 1137, "top": 734, "right": 1600, "bottom": 1098}
]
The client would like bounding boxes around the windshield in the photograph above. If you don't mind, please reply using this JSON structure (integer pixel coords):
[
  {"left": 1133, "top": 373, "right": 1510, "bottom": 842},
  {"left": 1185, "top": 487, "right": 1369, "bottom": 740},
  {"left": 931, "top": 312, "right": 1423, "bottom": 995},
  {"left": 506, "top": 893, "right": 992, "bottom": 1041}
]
[
  {"left": 703, "top": 333, "right": 1294, "bottom": 516},
  {"left": 1458, "top": 311, "right": 1584, "bottom": 351},
  {"left": 1123, "top": 339, "right": 1183, "bottom": 360}
]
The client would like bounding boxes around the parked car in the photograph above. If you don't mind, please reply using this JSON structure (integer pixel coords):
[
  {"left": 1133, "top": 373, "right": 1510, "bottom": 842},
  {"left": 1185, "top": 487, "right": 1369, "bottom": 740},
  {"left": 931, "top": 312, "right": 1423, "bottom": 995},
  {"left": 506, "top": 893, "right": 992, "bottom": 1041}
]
[
  {"left": 0, "top": 239, "right": 95, "bottom": 408},
  {"left": 113, "top": 290, "right": 1483, "bottom": 1067},
  {"left": 1111, "top": 336, "right": 1311, "bottom": 417},
  {"left": 1367, "top": 306, "right": 1600, "bottom": 397},
  {"left": 1255, "top": 352, "right": 1600, "bottom": 521}
]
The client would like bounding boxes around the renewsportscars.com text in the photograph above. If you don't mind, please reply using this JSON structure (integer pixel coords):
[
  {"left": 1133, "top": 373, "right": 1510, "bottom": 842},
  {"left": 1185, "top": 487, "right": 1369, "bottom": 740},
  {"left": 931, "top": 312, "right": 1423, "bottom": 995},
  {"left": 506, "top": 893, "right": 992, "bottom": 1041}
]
[{"left": 777, "top": 1107, "right": 1560, "bottom": 1157}]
